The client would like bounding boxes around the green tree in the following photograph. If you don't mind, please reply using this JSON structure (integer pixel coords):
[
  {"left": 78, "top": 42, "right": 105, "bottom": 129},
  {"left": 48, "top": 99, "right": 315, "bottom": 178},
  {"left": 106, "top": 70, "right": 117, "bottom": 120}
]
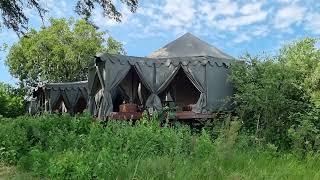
[
  {"left": 280, "top": 38, "right": 320, "bottom": 107},
  {"left": 230, "top": 56, "right": 310, "bottom": 148},
  {"left": 6, "top": 18, "right": 125, "bottom": 86},
  {"left": 230, "top": 38, "right": 320, "bottom": 149},
  {"left": 0, "top": 82, "right": 25, "bottom": 118},
  {"left": 0, "top": 0, "right": 138, "bottom": 34}
]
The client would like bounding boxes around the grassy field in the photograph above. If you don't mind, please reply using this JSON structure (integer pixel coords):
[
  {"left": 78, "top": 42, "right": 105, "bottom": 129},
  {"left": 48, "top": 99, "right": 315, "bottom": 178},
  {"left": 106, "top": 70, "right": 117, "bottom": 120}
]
[
  {"left": 0, "top": 163, "right": 35, "bottom": 180},
  {"left": 1, "top": 114, "right": 320, "bottom": 179},
  {"left": 1, "top": 151, "right": 320, "bottom": 179}
]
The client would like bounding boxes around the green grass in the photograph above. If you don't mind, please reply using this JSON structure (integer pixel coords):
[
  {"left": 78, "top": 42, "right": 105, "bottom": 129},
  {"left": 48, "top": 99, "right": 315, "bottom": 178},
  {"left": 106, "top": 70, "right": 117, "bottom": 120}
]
[
  {"left": 128, "top": 152, "right": 320, "bottom": 180},
  {"left": 1, "top": 114, "right": 320, "bottom": 179},
  {"left": 3, "top": 152, "right": 320, "bottom": 180},
  {"left": 0, "top": 163, "right": 35, "bottom": 180}
]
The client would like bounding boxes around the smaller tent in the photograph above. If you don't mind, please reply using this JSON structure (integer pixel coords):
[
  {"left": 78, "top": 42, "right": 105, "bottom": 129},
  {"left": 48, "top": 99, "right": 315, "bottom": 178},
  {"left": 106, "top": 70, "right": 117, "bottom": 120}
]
[{"left": 29, "top": 81, "right": 88, "bottom": 114}]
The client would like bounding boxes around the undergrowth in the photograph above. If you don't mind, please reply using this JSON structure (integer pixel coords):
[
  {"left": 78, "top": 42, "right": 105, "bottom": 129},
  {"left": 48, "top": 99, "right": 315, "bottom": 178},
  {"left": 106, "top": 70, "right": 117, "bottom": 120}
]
[{"left": 0, "top": 114, "right": 320, "bottom": 179}]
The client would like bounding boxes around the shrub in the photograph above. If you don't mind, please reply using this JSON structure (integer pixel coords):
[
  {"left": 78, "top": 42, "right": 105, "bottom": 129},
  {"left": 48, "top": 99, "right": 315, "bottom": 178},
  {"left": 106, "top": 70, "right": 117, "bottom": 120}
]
[
  {"left": 230, "top": 38, "right": 320, "bottom": 150},
  {"left": 1, "top": 115, "right": 320, "bottom": 179},
  {"left": 288, "top": 109, "right": 320, "bottom": 157},
  {"left": 0, "top": 115, "right": 197, "bottom": 179},
  {"left": 0, "top": 82, "right": 25, "bottom": 118}
]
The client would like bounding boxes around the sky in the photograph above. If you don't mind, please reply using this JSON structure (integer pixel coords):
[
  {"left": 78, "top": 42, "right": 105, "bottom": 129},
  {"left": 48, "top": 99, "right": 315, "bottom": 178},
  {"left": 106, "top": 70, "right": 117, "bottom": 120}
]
[{"left": 0, "top": 0, "right": 319, "bottom": 84}]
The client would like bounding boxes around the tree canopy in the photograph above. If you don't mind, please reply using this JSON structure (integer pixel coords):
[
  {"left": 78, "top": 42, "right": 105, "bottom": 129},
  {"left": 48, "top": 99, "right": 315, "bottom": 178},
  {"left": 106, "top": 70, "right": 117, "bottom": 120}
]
[
  {"left": 230, "top": 38, "right": 320, "bottom": 150},
  {"left": 6, "top": 18, "right": 125, "bottom": 86},
  {"left": 0, "top": 82, "right": 25, "bottom": 118},
  {"left": 0, "top": 0, "right": 138, "bottom": 34}
]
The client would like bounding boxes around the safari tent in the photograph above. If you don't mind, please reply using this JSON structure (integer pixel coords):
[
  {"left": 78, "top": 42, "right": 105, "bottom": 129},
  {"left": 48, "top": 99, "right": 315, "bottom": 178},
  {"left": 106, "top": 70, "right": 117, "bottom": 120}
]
[
  {"left": 88, "top": 33, "right": 234, "bottom": 119},
  {"left": 28, "top": 81, "right": 88, "bottom": 115}
]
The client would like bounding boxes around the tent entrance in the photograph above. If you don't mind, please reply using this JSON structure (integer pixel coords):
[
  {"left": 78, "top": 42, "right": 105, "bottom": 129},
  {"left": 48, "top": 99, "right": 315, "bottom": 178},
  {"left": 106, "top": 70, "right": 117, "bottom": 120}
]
[
  {"left": 160, "top": 68, "right": 201, "bottom": 111},
  {"left": 51, "top": 96, "right": 68, "bottom": 113},
  {"left": 74, "top": 97, "right": 87, "bottom": 114},
  {"left": 112, "top": 67, "right": 150, "bottom": 112}
]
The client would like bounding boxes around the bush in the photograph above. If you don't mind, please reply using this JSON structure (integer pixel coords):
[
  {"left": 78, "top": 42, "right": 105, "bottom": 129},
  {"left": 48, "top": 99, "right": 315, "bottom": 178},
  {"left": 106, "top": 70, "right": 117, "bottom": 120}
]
[
  {"left": 288, "top": 109, "right": 320, "bottom": 157},
  {"left": 0, "top": 114, "right": 195, "bottom": 179},
  {"left": 1, "top": 115, "right": 320, "bottom": 179},
  {"left": 0, "top": 82, "right": 25, "bottom": 118},
  {"left": 229, "top": 38, "right": 320, "bottom": 150}
]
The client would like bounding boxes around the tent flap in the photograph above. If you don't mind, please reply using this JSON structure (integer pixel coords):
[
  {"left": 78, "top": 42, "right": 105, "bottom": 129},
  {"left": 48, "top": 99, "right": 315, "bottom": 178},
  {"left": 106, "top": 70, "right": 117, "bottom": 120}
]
[
  {"left": 134, "top": 60, "right": 179, "bottom": 110},
  {"left": 182, "top": 63, "right": 207, "bottom": 113},
  {"left": 63, "top": 89, "right": 81, "bottom": 113},
  {"left": 49, "top": 90, "right": 61, "bottom": 112},
  {"left": 101, "top": 60, "right": 131, "bottom": 117}
]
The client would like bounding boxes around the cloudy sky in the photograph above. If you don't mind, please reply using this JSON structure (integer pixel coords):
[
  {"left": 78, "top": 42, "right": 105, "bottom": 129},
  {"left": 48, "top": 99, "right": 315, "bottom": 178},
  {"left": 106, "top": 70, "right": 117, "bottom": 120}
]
[{"left": 0, "top": 0, "right": 319, "bottom": 84}]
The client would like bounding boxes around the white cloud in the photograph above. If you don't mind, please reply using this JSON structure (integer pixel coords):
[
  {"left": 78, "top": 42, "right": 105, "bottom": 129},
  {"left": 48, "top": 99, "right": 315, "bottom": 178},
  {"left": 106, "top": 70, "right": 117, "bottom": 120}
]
[
  {"left": 88, "top": 0, "right": 272, "bottom": 40},
  {"left": 92, "top": 4, "right": 136, "bottom": 28},
  {"left": 41, "top": 0, "right": 69, "bottom": 18},
  {"left": 252, "top": 26, "right": 269, "bottom": 37},
  {"left": 92, "top": 10, "right": 119, "bottom": 27},
  {"left": 199, "top": 1, "right": 269, "bottom": 31},
  {"left": 216, "top": 10, "right": 268, "bottom": 31},
  {"left": 8, "top": 0, "right": 317, "bottom": 45},
  {"left": 234, "top": 33, "right": 251, "bottom": 43},
  {"left": 158, "top": 0, "right": 196, "bottom": 28},
  {"left": 306, "top": 13, "right": 320, "bottom": 34},
  {"left": 274, "top": 4, "right": 306, "bottom": 29},
  {"left": 276, "top": 0, "right": 300, "bottom": 3},
  {"left": 240, "top": 2, "right": 264, "bottom": 15},
  {"left": 233, "top": 25, "right": 269, "bottom": 43},
  {"left": 199, "top": 0, "right": 238, "bottom": 21}
]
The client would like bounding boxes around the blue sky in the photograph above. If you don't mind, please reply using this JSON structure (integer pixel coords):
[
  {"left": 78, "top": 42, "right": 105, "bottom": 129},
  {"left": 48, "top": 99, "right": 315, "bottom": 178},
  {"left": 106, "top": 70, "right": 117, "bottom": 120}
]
[{"left": 0, "top": 0, "right": 319, "bottom": 84}]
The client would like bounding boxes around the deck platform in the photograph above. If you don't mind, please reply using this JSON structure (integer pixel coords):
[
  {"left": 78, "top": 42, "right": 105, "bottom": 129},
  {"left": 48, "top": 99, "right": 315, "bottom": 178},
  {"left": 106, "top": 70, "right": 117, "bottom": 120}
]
[{"left": 109, "top": 111, "right": 214, "bottom": 120}]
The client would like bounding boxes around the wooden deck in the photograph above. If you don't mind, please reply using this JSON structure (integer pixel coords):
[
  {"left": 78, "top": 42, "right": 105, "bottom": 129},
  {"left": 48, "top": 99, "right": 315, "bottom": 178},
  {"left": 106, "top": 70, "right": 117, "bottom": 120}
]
[
  {"left": 109, "top": 111, "right": 213, "bottom": 120},
  {"left": 109, "top": 112, "right": 143, "bottom": 120}
]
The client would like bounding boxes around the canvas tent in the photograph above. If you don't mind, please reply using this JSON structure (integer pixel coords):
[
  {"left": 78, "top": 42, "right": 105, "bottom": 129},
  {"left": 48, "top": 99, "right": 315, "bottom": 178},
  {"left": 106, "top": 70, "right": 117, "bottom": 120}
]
[
  {"left": 29, "top": 81, "right": 88, "bottom": 114},
  {"left": 88, "top": 33, "right": 234, "bottom": 119}
]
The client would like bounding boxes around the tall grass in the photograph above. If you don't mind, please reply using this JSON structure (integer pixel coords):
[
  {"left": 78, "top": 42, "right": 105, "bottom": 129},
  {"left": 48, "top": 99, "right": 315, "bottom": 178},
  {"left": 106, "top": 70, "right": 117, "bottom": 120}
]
[{"left": 0, "top": 114, "right": 320, "bottom": 179}]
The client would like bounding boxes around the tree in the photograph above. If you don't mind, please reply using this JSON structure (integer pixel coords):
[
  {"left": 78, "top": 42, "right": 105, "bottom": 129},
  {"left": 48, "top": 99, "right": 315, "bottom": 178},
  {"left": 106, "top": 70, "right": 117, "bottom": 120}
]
[
  {"left": 0, "top": 82, "right": 25, "bottom": 118},
  {"left": 230, "top": 38, "right": 320, "bottom": 149},
  {"left": 0, "top": 0, "right": 138, "bottom": 34},
  {"left": 280, "top": 38, "right": 320, "bottom": 107},
  {"left": 6, "top": 18, "right": 125, "bottom": 86}
]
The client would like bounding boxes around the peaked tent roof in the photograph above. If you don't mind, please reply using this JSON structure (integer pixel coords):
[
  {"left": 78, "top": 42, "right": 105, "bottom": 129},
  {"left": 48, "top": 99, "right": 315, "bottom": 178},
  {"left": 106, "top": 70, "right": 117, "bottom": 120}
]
[
  {"left": 148, "top": 32, "right": 233, "bottom": 59},
  {"left": 32, "top": 81, "right": 88, "bottom": 91}
]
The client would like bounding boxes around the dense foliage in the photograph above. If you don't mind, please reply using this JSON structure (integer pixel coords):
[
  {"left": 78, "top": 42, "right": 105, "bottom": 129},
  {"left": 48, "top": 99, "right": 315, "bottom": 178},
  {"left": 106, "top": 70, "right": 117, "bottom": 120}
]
[
  {"left": 0, "top": 0, "right": 138, "bottom": 34},
  {"left": 230, "top": 38, "right": 320, "bottom": 152},
  {"left": 1, "top": 114, "right": 320, "bottom": 179},
  {"left": 0, "top": 82, "right": 25, "bottom": 118},
  {"left": 6, "top": 18, "right": 125, "bottom": 86}
]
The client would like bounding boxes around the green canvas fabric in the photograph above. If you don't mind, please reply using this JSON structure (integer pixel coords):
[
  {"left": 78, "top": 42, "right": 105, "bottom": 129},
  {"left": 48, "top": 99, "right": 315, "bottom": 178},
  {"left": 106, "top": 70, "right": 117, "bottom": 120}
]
[
  {"left": 88, "top": 66, "right": 99, "bottom": 116},
  {"left": 62, "top": 89, "right": 81, "bottom": 114},
  {"left": 101, "top": 59, "right": 131, "bottom": 118},
  {"left": 49, "top": 89, "right": 61, "bottom": 112},
  {"left": 134, "top": 60, "right": 179, "bottom": 110},
  {"left": 119, "top": 68, "right": 140, "bottom": 103},
  {"left": 32, "top": 81, "right": 88, "bottom": 114},
  {"left": 206, "top": 64, "right": 233, "bottom": 111},
  {"left": 148, "top": 33, "right": 233, "bottom": 59},
  {"left": 181, "top": 63, "right": 207, "bottom": 113},
  {"left": 89, "top": 53, "right": 234, "bottom": 118}
]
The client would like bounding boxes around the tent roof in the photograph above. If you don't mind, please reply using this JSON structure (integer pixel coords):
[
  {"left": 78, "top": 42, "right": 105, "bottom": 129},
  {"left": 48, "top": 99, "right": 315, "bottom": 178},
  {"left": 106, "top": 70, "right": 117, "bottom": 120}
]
[
  {"left": 148, "top": 33, "right": 233, "bottom": 59},
  {"left": 35, "top": 81, "right": 88, "bottom": 91},
  {"left": 95, "top": 54, "right": 232, "bottom": 67}
]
